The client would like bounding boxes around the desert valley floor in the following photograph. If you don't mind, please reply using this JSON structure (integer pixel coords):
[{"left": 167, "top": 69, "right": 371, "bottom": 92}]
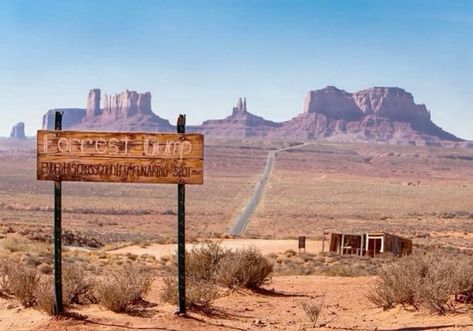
[{"left": 0, "top": 137, "right": 472, "bottom": 330}]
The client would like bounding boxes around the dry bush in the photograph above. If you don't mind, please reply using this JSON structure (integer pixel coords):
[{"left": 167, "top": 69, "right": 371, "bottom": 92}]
[
  {"left": 2, "top": 233, "right": 28, "bottom": 252},
  {"left": 63, "top": 263, "right": 97, "bottom": 304},
  {"left": 160, "top": 276, "right": 219, "bottom": 309},
  {"left": 160, "top": 242, "right": 225, "bottom": 309},
  {"left": 368, "top": 252, "right": 473, "bottom": 314},
  {"left": 35, "top": 279, "right": 56, "bottom": 315},
  {"left": 97, "top": 263, "right": 154, "bottom": 313},
  {"left": 9, "top": 263, "right": 41, "bottom": 307},
  {"left": 217, "top": 246, "right": 273, "bottom": 289},
  {"left": 34, "top": 263, "right": 96, "bottom": 315},
  {"left": 300, "top": 294, "right": 326, "bottom": 328},
  {"left": 186, "top": 241, "right": 228, "bottom": 282},
  {"left": 0, "top": 258, "right": 15, "bottom": 295}
]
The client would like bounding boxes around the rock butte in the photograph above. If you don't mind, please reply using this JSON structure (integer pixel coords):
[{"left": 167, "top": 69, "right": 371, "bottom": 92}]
[
  {"left": 10, "top": 122, "right": 26, "bottom": 139},
  {"left": 41, "top": 87, "right": 466, "bottom": 147}
]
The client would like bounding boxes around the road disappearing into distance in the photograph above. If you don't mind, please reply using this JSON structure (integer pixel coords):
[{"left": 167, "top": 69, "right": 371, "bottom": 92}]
[{"left": 228, "top": 143, "right": 308, "bottom": 236}]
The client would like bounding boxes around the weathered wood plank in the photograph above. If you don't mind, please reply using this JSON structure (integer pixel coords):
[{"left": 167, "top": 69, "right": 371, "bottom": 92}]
[{"left": 37, "top": 130, "right": 204, "bottom": 184}]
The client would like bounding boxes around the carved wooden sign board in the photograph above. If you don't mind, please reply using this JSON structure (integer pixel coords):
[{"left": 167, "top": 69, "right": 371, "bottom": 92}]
[{"left": 37, "top": 130, "right": 204, "bottom": 185}]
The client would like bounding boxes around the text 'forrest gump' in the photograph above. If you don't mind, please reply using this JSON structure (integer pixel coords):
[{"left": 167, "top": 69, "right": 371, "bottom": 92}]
[
  {"left": 42, "top": 134, "right": 193, "bottom": 160},
  {"left": 37, "top": 131, "right": 204, "bottom": 184}
]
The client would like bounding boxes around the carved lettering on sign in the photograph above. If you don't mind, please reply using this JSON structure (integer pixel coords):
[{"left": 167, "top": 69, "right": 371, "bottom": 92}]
[{"left": 37, "top": 131, "right": 204, "bottom": 185}]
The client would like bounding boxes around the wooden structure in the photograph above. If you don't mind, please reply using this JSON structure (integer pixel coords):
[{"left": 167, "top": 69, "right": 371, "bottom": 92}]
[
  {"left": 329, "top": 232, "right": 412, "bottom": 257},
  {"left": 37, "top": 130, "right": 204, "bottom": 184}
]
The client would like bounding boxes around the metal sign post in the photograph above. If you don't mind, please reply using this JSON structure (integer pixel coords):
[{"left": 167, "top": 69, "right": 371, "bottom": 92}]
[
  {"left": 177, "top": 114, "right": 186, "bottom": 315},
  {"left": 37, "top": 113, "right": 203, "bottom": 316},
  {"left": 53, "top": 111, "right": 63, "bottom": 315}
]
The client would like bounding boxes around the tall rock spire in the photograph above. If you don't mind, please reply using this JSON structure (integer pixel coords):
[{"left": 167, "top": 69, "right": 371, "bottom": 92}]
[{"left": 86, "top": 89, "right": 101, "bottom": 117}]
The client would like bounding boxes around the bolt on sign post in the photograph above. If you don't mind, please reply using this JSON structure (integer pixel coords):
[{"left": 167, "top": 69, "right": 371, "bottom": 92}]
[{"left": 37, "top": 113, "right": 204, "bottom": 316}]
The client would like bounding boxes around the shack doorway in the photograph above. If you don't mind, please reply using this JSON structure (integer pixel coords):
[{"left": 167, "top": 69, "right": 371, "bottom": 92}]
[{"left": 367, "top": 237, "right": 382, "bottom": 257}]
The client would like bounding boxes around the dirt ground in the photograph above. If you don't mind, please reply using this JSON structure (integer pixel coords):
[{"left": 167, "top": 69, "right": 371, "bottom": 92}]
[
  {"left": 1, "top": 139, "right": 473, "bottom": 330},
  {"left": 110, "top": 239, "right": 324, "bottom": 258},
  {"left": 0, "top": 275, "right": 471, "bottom": 331}
]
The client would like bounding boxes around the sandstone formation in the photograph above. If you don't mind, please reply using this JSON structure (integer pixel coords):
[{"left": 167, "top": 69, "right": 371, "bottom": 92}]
[
  {"left": 42, "top": 108, "right": 86, "bottom": 129},
  {"left": 42, "top": 89, "right": 171, "bottom": 132},
  {"left": 9, "top": 122, "right": 26, "bottom": 139},
  {"left": 40, "top": 86, "right": 465, "bottom": 147},
  {"left": 198, "top": 97, "right": 281, "bottom": 138},
  {"left": 264, "top": 86, "right": 461, "bottom": 146}
]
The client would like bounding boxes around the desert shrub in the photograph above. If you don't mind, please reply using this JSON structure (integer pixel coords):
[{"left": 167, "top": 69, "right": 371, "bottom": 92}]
[
  {"left": 63, "top": 263, "right": 97, "bottom": 304},
  {"left": 2, "top": 233, "right": 28, "bottom": 252},
  {"left": 160, "top": 276, "right": 219, "bottom": 309},
  {"left": 9, "top": 263, "right": 41, "bottom": 307},
  {"left": 300, "top": 294, "right": 326, "bottom": 328},
  {"left": 0, "top": 258, "right": 15, "bottom": 295},
  {"left": 35, "top": 279, "right": 56, "bottom": 315},
  {"left": 217, "top": 246, "right": 273, "bottom": 289},
  {"left": 368, "top": 252, "right": 473, "bottom": 314},
  {"left": 160, "top": 241, "right": 226, "bottom": 309},
  {"left": 186, "top": 241, "right": 228, "bottom": 282},
  {"left": 97, "top": 263, "right": 154, "bottom": 313}
]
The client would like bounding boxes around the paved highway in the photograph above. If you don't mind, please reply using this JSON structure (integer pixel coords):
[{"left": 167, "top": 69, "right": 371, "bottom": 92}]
[{"left": 228, "top": 143, "right": 308, "bottom": 236}]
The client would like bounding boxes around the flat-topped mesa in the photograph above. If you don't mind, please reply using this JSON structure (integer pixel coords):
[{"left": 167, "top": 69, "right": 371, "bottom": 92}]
[
  {"left": 102, "top": 90, "right": 153, "bottom": 119},
  {"left": 303, "top": 86, "right": 363, "bottom": 121},
  {"left": 10, "top": 122, "right": 26, "bottom": 139},
  {"left": 304, "top": 86, "right": 430, "bottom": 123},
  {"left": 353, "top": 87, "right": 430, "bottom": 122}
]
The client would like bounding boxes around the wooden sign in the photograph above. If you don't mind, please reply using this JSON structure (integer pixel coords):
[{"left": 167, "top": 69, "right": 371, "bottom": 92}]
[{"left": 37, "top": 130, "right": 204, "bottom": 184}]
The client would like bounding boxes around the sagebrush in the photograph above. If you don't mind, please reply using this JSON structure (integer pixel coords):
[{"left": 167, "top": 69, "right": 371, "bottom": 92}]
[{"left": 368, "top": 252, "right": 473, "bottom": 315}]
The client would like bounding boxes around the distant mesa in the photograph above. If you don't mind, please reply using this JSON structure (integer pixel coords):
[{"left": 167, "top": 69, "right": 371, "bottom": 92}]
[
  {"left": 42, "top": 89, "right": 171, "bottom": 132},
  {"left": 271, "top": 86, "right": 461, "bottom": 145},
  {"left": 40, "top": 86, "right": 465, "bottom": 147},
  {"left": 10, "top": 122, "right": 26, "bottom": 139}
]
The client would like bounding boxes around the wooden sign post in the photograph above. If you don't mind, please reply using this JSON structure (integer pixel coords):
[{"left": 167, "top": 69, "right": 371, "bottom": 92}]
[{"left": 37, "top": 113, "right": 204, "bottom": 316}]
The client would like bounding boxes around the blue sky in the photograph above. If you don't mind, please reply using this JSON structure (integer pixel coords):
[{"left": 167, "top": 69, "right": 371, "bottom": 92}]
[{"left": 0, "top": 0, "right": 472, "bottom": 139}]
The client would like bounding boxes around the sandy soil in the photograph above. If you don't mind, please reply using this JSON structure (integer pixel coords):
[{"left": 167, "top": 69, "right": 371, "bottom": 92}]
[
  {"left": 0, "top": 275, "right": 471, "bottom": 331},
  {"left": 110, "top": 239, "right": 324, "bottom": 258}
]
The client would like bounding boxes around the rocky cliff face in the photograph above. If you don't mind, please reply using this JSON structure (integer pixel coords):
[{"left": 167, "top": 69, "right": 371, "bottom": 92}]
[
  {"left": 100, "top": 90, "right": 153, "bottom": 120},
  {"left": 39, "top": 86, "right": 464, "bottom": 147},
  {"left": 42, "top": 89, "right": 171, "bottom": 132},
  {"left": 10, "top": 122, "right": 26, "bottom": 139},
  {"left": 267, "top": 86, "right": 460, "bottom": 145}
]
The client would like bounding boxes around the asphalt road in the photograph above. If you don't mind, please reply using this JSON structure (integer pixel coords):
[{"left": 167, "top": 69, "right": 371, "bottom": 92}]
[{"left": 228, "top": 143, "right": 307, "bottom": 236}]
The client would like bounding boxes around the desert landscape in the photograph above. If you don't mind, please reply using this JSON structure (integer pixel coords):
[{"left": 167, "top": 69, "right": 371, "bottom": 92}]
[
  {"left": 1, "top": 134, "right": 473, "bottom": 330},
  {"left": 1, "top": 1, "right": 473, "bottom": 330}
]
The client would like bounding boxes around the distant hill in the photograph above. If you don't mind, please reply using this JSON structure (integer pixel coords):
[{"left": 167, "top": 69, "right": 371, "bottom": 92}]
[{"left": 40, "top": 87, "right": 466, "bottom": 147}]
